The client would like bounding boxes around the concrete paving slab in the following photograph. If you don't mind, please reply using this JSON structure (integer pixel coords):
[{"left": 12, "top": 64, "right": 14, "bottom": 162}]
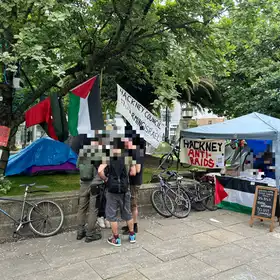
[
  {"left": 183, "top": 219, "right": 218, "bottom": 233},
  {"left": 248, "top": 255, "right": 280, "bottom": 280},
  {"left": 0, "top": 252, "right": 49, "bottom": 279},
  {"left": 41, "top": 239, "right": 117, "bottom": 268},
  {"left": 13, "top": 269, "right": 64, "bottom": 280},
  {"left": 109, "top": 270, "right": 148, "bottom": 280},
  {"left": 205, "top": 228, "right": 246, "bottom": 244},
  {"left": 57, "top": 261, "right": 102, "bottom": 280},
  {"left": 143, "top": 232, "right": 221, "bottom": 261},
  {"left": 139, "top": 255, "right": 218, "bottom": 280},
  {"left": 145, "top": 223, "right": 200, "bottom": 241},
  {"left": 234, "top": 234, "right": 280, "bottom": 256},
  {"left": 224, "top": 222, "right": 271, "bottom": 237},
  {"left": 87, "top": 253, "right": 135, "bottom": 279},
  {"left": 192, "top": 243, "right": 265, "bottom": 272},
  {"left": 1, "top": 210, "right": 278, "bottom": 280},
  {"left": 123, "top": 247, "right": 162, "bottom": 269},
  {"left": 202, "top": 213, "right": 250, "bottom": 228},
  {"left": 207, "top": 265, "right": 275, "bottom": 280}
]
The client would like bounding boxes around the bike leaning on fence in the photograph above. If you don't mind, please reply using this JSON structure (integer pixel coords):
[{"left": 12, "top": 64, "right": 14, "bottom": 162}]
[
  {"left": 0, "top": 183, "right": 64, "bottom": 238},
  {"left": 151, "top": 170, "right": 192, "bottom": 219}
]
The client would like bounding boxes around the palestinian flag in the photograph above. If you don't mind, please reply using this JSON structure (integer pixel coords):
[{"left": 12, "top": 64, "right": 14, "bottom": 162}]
[
  {"left": 68, "top": 75, "right": 104, "bottom": 136},
  {"left": 216, "top": 176, "right": 269, "bottom": 214}
]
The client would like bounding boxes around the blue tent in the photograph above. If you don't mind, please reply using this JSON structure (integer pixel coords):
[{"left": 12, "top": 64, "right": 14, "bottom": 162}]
[
  {"left": 6, "top": 137, "right": 77, "bottom": 176},
  {"left": 180, "top": 112, "right": 280, "bottom": 187}
]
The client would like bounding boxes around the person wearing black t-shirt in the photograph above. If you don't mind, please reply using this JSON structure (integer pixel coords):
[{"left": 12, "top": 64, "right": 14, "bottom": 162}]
[{"left": 123, "top": 125, "right": 146, "bottom": 234}]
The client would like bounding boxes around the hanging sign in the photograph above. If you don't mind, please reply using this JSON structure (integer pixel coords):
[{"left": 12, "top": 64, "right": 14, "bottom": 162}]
[
  {"left": 116, "top": 85, "right": 165, "bottom": 148},
  {"left": 180, "top": 138, "right": 225, "bottom": 168},
  {"left": 0, "top": 126, "right": 10, "bottom": 147}
]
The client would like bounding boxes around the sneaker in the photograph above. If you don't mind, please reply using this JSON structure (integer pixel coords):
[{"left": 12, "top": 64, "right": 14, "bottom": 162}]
[
  {"left": 85, "top": 232, "right": 102, "bottom": 243},
  {"left": 97, "top": 217, "right": 106, "bottom": 229},
  {"left": 107, "top": 236, "right": 121, "bottom": 247},
  {"left": 129, "top": 233, "right": 136, "bottom": 244},
  {"left": 105, "top": 219, "right": 111, "bottom": 228}
]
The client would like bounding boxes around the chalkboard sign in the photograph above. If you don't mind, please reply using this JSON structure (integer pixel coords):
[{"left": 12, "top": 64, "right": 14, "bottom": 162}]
[
  {"left": 255, "top": 188, "right": 275, "bottom": 218},
  {"left": 250, "top": 186, "right": 278, "bottom": 232}
]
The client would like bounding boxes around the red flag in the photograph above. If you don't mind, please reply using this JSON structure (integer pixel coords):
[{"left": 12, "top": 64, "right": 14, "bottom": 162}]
[
  {"left": 215, "top": 178, "right": 228, "bottom": 205},
  {"left": 71, "top": 76, "right": 97, "bottom": 99}
]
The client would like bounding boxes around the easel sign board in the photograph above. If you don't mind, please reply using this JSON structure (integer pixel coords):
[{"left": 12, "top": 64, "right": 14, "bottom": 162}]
[{"left": 249, "top": 186, "right": 278, "bottom": 232}]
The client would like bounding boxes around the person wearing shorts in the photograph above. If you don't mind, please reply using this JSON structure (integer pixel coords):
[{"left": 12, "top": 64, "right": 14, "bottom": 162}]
[
  {"left": 98, "top": 137, "right": 136, "bottom": 247},
  {"left": 123, "top": 127, "right": 145, "bottom": 234}
]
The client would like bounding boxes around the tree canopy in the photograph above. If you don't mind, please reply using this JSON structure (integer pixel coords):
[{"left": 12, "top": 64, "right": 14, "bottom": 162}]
[
  {"left": 0, "top": 0, "right": 231, "bottom": 133},
  {"left": 213, "top": 0, "right": 280, "bottom": 118}
]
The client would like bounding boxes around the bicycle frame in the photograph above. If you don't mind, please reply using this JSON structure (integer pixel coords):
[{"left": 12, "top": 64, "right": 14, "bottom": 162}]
[{"left": 0, "top": 193, "right": 36, "bottom": 231}]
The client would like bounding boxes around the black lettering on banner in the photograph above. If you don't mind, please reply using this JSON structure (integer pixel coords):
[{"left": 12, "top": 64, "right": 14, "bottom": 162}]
[
  {"left": 217, "top": 142, "right": 223, "bottom": 152},
  {"left": 182, "top": 139, "right": 223, "bottom": 152}
]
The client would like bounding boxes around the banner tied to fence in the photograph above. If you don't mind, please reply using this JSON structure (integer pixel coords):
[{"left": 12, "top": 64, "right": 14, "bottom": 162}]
[
  {"left": 180, "top": 138, "right": 225, "bottom": 168},
  {"left": 116, "top": 84, "right": 165, "bottom": 148}
]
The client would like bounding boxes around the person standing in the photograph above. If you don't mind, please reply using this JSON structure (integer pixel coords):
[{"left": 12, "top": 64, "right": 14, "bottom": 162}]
[
  {"left": 98, "top": 137, "right": 136, "bottom": 246},
  {"left": 123, "top": 128, "right": 145, "bottom": 234},
  {"left": 76, "top": 136, "right": 103, "bottom": 242}
]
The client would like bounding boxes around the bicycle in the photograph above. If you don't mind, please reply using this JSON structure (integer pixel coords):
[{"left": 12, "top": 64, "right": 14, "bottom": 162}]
[
  {"left": 181, "top": 174, "right": 217, "bottom": 211},
  {"left": 159, "top": 144, "right": 191, "bottom": 170},
  {"left": 0, "top": 183, "right": 64, "bottom": 238},
  {"left": 151, "top": 170, "right": 191, "bottom": 218}
]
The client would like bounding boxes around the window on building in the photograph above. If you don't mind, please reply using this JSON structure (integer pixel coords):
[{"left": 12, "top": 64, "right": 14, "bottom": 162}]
[{"left": 208, "top": 120, "right": 212, "bottom": 124}]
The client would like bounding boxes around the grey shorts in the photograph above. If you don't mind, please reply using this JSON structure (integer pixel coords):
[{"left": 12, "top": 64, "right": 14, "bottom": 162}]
[{"left": 105, "top": 192, "right": 132, "bottom": 222}]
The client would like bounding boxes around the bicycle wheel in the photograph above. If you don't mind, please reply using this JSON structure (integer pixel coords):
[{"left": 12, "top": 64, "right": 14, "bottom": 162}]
[
  {"left": 151, "top": 189, "right": 173, "bottom": 218},
  {"left": 200, "top": 182, "right": 218, "bottom": 211},
  {"left": 164, "top": 187, "right": 191, "bottom": 218},
  {"left": 28, "top": 200, "right": 64, "bottom": 237},
  {"left": 159, "top": 154, "right": 174, "bottom": 170}
]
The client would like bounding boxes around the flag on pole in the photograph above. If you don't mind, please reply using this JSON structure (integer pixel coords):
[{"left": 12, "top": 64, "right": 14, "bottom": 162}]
[{"left": 68, "top": 75, "right": 104, "bottom": 136}]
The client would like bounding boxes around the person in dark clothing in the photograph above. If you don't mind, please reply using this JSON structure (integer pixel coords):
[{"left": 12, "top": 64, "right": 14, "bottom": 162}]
[{"left": 123, "top": 125, "right": 146, "bottom": 234}]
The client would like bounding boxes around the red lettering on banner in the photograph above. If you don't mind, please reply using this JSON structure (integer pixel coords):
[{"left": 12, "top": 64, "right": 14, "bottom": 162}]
[
  {"left": 186, "top": 148, "right": 216, "bottom": 168},
  {"left": 188, "top": 149, "right": 194, "bottom": 157},
  {"left": 208, "top": 158, "right": 215, "bottom": 168}
]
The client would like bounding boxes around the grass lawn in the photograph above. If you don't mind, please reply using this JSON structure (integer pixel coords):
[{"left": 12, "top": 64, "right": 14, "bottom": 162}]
[
  {"left": 4, "top": 167, "right": 159, "bottom": 197},
  {"left": 3, "top": 154, "right": 200, "bottom": 197}
]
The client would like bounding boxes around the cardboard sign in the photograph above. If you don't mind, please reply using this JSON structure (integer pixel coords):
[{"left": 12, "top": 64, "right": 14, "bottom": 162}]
[
  {"left": 116, "top": 85, "right": 165, "bottom": 148},
  {"left": 249, "top": 186, "right": 278, "bottom": 232},
  {"left": 0, "top": 126, "right": 10, "bottom": 147},
  {"left": 180, "top": 138, "right": 225, "bottom": 168}
]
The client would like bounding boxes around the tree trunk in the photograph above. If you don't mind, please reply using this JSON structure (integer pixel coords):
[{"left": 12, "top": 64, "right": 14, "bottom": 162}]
[{"left": 0, "top": 84, "right": 13, "bottom": 128}]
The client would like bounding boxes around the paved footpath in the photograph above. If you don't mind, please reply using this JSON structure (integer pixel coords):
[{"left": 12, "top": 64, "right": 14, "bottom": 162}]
[{"left": 1, "top": 209, "right": 280, "bottom": 280}]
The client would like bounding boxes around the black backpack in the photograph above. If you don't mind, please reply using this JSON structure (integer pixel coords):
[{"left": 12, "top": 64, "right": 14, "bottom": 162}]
[{"left": 107, "top": 157, "right": 129, "bottom": 194}]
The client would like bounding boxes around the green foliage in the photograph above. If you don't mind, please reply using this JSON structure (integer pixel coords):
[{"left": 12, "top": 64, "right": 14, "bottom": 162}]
[
  {"left": 212, "top": 0, "right": 280, "bottom": 118},
  {"left": 0, "top": 176, "right": 12, "bottom": 194},
  {"left": 0, "top": 0, "right": 232, "bottom": 130}
]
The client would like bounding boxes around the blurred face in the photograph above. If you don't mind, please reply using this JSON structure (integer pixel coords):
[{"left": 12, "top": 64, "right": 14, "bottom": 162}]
[{"left": 91, "top": 140, "right": 98, "bottom": 146}]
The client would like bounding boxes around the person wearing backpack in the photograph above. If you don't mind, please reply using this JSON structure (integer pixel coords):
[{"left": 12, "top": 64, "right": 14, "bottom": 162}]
[
  {"left": 76, "top": 135, "right": 105, "bottom": 243},
  {"left": 98, "top": 137, "right": 136, "bottom": 247}
]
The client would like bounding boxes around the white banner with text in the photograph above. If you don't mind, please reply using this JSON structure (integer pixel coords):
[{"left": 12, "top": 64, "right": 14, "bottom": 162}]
[
  {"left": 180, "top": 138, "right": 225, "bottom": 168},
  {"left": 116, "top": 85, "right": 165, "bottom": 148}
]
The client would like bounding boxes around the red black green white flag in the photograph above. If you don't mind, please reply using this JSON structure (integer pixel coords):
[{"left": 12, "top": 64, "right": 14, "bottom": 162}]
[{"left": 68, "top": 75, "right": 104, "bottom": 136}]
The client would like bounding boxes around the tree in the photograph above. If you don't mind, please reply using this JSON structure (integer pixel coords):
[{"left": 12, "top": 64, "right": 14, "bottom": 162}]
[
  {"left": 212, "top": 0, "right": 280, "bottom": 118},
  {"left": 0, "top": 0, "right": 230, "bottom": 143}
]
